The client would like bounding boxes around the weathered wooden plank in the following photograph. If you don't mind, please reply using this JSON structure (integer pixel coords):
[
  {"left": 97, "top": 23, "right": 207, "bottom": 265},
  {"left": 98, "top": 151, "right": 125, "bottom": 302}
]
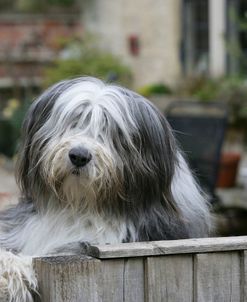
[
  {"left": 194, "top": 252, "right": 241, "bottom": 302},
  {"left": 33, "top": 255, "right": 102, "bottom": 302},
  {"left": 145, "top": 255, "right": 193, "bottom": 302},
  {"left": 86, "top": 236, "right": 247, "bottom": 259},
  {"left": 242, "top": 251, "right": 247, "bottom": 302},
  {"left": 101, "top": 258, "right": 144, "bottom": 302},
  {"left": 101, "top": 259, "right": 124, "bottom": 302},
  {"left": 123, "top": 258, "right": 145, "bottom": 302}
]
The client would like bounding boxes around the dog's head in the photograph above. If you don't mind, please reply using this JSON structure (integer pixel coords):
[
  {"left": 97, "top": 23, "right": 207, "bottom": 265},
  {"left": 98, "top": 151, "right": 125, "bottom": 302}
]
[{"left": 16, "top": 77, "right": 178, "bottom": 214}]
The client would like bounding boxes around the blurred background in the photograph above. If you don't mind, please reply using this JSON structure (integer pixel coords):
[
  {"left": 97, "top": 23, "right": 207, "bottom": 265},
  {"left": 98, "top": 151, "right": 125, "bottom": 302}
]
[{"left": 0, "top": 0, "right": 247, "bottom": 236}]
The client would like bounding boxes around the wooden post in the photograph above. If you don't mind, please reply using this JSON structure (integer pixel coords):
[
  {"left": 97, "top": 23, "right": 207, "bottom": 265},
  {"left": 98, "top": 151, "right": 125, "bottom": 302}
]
[{"left": 33, "top": 255, "right": 102, "bottom": 302}]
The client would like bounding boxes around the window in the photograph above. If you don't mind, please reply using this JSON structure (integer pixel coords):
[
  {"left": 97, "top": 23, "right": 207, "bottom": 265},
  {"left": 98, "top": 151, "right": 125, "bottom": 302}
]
[{"left": 182, "top": 0, "right": 209, "bottom": 75}]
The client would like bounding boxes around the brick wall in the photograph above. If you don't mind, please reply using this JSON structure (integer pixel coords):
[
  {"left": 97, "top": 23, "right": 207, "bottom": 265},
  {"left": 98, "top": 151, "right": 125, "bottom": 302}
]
[{"left": 0, "top": 14, "right": 82, "bottom": 87}]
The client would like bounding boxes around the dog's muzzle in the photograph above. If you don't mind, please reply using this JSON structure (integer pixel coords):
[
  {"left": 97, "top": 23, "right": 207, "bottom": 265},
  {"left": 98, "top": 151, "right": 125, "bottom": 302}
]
[{"left": 69, "top": 147, "right": 92, "bottom": 167}]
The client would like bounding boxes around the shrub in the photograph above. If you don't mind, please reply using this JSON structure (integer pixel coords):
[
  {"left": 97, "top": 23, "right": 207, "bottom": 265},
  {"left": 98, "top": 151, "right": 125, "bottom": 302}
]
[
  {"left": 0, "top": 99, "right": 31, "bottom": 157},
  {"left": 44, "top": 37, "right": 132, "bottom": 88},
  {"left": 177, "top": 76, "right": 247, "bottom": 132},
  {"left": 138, "top": 83, "right": 172, "bottom": 97}
]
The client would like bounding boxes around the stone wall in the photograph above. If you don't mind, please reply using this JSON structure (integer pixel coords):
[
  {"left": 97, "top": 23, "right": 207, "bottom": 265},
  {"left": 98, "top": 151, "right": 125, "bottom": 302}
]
[{"left": 82, "top": 0, "right": 182, "bottom": 88}]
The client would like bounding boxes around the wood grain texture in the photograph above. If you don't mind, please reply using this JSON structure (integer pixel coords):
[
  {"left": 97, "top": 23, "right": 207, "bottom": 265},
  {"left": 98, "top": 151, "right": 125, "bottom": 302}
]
[
  {"left": 146, "top": 255, "right": 193, "bottom": 302},
  {"left": 32, "top": 238, "right": 247, "bottom": 302},
  {"left": 194, "top": 252, "right": 241, "bottom": 302},
  {"left": 242, "top": 251, "right": 247, "bottom": 302},
  {"left": 33, "top": 255, "right": 102, "bottom": 302},
  {"left": 86, "top": 236, "right": 247, "bottom": 259},
  {"left": 101, "top": 258, "right": 144, "bottom": 302}
]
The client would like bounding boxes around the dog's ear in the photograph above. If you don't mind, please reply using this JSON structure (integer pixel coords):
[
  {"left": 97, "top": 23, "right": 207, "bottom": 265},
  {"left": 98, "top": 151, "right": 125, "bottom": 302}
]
[
  {"left": 126, "top": 94, "right": 178, "bottom": 198},
  {"left": 118, "top": 93, "right": 190, "bottom": 240},
  {"left": 116, "top": 93, "right": 178, "bottom": 198},
  {"left": 15, "top": 80, "right": 76, "bottom": 198},
  {"left": 15, "top": 90, "right": 55, "bottom": 198}
]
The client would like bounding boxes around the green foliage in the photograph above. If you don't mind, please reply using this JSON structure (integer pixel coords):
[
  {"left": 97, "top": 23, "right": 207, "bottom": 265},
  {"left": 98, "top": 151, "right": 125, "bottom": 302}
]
[
  {"left": 9, "top": 100, "right": 31, "bottom": 139},
  {"left": 226, "top": 7, "right": 247, "bottom": 75},
  {"left": 177, "top": 77, "right": 219, "bottom": 101},
  {"left": 44, "top": 37, "right": 132, "bottom": 88},
  {"left": 177, "top": 76, "right": 247, "bottom": 131},
  {"left": 0, "top": 99, "right": 31, "bottom": 157},
  {"left": 138, "top": 83, "right": 172, "bottom": 97},
  {"left": 15, "top": 0, "right": 78, "bottom": 12},
  {"left": 216, "top": 78, "right": 247, "bottom": 129},
  {"left": 0, "top": 0, "right": 15, "bottom": 10},
  {"left": 0, "top": 119, "right": 15, "bottom": 157}
]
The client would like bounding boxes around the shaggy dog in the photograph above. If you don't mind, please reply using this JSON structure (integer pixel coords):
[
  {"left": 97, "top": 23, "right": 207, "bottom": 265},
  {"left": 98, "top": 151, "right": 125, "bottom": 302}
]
[{"left": 0, "top": 77, "right": 210, "bottom": 301}]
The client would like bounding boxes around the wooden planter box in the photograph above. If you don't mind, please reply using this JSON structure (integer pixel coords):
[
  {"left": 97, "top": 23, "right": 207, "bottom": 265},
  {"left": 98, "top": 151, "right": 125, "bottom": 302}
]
[{"left": 33, "top": 236, "right": 247, "bottom": 302}]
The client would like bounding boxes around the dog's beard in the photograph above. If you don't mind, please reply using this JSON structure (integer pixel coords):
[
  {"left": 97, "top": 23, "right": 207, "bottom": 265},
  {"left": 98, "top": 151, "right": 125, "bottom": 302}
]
[{"left": 39, "top": 134, "right": 123, "bottom": 212}]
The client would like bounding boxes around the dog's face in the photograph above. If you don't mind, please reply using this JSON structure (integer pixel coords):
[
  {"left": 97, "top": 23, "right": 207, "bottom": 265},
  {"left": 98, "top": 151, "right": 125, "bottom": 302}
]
[{"left": 16, "top": 77, "right": 177, "bottom": 213}]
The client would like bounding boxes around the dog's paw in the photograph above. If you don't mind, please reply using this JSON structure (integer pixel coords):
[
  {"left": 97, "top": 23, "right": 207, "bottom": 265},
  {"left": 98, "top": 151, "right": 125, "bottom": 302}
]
[
  {"left": 79, "top": 241, "right": 91, "bottom": 253},
  {"left": 0, "top": 249, "right": 37, "bottom": 302}
]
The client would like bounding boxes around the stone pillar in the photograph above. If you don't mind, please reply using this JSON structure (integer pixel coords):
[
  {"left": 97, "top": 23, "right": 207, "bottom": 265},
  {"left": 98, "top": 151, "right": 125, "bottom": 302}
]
[{"left": 209, "top": 0, "right": 227, "bottom": 77}]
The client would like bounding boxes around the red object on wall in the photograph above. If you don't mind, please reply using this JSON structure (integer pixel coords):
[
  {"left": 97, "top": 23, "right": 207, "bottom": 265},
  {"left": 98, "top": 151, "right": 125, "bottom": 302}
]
[{"left": 128, "top": 35, "right": 140, "bottom": 56}]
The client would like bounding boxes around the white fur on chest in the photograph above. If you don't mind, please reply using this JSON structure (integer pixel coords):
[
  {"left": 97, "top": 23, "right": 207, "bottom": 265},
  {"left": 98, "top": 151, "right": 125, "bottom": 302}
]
[{"left": 15, "top": 210, "right": 127, "bottom": 256}]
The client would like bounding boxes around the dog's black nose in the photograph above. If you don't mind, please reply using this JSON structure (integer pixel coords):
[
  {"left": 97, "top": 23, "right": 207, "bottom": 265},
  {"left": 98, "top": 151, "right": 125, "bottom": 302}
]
[{"left": 69, "top": 147, "right": 92, "bottom": 167}]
